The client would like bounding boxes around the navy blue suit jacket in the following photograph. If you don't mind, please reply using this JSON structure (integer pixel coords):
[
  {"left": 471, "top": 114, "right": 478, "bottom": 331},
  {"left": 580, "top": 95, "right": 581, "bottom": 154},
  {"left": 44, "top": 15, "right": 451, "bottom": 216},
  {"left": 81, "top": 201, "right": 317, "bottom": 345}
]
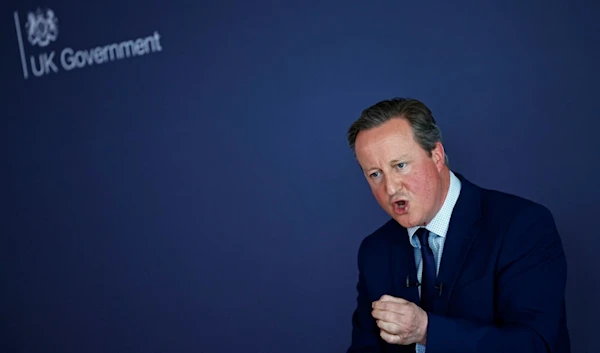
[{"left": 347, "top": 173, "right": 570, "bottom": 353}]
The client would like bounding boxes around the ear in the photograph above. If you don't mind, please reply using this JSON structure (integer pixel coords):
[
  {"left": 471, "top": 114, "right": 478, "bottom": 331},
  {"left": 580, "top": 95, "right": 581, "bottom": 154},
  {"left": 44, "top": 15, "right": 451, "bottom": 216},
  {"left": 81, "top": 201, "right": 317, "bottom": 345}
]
[{"left": 431, "top": 142, "right": 446, "bottom": 170}]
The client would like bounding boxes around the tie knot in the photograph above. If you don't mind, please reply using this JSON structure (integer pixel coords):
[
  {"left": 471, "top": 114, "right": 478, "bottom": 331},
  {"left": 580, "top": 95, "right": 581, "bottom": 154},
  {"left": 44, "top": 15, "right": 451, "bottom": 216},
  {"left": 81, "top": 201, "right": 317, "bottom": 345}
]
[{"left": 415, "top": 227, "right": 429, "bottom": 247}]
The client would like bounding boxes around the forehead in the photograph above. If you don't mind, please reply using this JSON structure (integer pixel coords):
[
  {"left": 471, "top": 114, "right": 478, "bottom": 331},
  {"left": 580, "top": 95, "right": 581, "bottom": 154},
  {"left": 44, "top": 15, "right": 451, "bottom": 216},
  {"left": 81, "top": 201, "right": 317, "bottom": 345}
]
[{"left": 355, "top": 118, "right": 416, "bottom": 155}]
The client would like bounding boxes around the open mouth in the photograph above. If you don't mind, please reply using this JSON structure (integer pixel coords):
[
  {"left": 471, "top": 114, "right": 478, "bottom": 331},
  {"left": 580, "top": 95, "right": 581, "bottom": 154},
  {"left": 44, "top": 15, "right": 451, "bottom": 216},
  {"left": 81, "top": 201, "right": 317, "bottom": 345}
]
[{"left": 393, "top": 200, "right": 408, "bottom": 215}]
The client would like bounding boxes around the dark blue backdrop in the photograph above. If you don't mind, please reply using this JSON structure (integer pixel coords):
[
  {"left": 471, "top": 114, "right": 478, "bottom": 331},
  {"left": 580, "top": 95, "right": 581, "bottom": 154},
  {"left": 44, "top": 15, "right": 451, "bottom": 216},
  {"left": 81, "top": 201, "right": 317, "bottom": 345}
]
[{"left": 2, "top": 1, "right": 598, "bottom": 352}]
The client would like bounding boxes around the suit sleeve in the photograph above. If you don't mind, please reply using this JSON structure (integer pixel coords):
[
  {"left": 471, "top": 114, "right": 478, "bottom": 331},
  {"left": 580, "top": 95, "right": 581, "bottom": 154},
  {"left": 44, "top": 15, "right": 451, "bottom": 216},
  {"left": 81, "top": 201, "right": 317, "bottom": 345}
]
[
  {"left": 347, "top": 237, "right": 382, "bottom": 353},
  {"left": 425, "top": 204, "right": 568, "bottom": 353}
]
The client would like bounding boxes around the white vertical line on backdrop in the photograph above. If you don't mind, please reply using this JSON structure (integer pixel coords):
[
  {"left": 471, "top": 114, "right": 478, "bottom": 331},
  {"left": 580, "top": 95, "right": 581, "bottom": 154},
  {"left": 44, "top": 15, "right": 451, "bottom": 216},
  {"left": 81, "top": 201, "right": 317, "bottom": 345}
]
[{"left": 13, "top": 11, "right": 29, "bottom": 79}]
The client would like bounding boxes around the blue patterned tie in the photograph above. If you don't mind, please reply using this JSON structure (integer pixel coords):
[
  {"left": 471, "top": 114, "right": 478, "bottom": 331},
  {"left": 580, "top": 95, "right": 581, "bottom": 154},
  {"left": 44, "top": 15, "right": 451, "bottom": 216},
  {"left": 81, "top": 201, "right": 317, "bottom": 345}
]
[{"left": 416, "top": 227, "right": 436, "bottom": 311}]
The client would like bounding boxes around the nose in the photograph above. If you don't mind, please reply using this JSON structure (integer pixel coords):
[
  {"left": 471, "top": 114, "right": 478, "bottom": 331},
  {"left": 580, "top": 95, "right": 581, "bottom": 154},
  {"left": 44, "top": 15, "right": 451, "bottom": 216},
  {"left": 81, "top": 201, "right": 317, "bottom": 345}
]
[{"left": 385, "top": 174, "right": 402, "bottom": 196}]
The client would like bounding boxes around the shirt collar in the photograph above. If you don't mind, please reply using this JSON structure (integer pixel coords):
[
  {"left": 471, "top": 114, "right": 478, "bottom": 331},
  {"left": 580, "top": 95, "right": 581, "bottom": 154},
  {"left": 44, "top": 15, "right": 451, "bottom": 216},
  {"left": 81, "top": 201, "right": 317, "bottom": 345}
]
[{"left": 407, "top": 170, "right": 462, "bottom": 245}]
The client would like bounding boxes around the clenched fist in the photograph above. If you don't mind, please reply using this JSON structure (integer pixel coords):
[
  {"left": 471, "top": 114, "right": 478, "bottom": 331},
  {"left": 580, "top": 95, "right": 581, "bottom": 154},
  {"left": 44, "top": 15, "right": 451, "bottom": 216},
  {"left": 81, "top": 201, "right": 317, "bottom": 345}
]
[{"left": 371, "top": 295, "right": 428, "bottom": 345}]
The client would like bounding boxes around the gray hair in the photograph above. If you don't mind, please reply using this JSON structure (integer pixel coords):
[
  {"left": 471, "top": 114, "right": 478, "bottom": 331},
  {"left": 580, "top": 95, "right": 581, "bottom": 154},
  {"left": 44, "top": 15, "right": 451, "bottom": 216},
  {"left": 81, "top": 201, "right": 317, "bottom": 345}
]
[{"left": 346, "top": 97, "right": 449, "bottom": 166}]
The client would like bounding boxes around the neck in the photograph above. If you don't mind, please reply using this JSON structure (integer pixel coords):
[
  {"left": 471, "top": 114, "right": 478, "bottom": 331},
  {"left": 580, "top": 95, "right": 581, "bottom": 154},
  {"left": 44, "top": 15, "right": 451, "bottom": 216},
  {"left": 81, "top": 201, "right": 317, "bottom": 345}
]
[
  {"left": 429, "top": 167, "right": 451, "bottom": 224},
  {"left": 439, "top": 167, "right": 451, "bottom": 200}
]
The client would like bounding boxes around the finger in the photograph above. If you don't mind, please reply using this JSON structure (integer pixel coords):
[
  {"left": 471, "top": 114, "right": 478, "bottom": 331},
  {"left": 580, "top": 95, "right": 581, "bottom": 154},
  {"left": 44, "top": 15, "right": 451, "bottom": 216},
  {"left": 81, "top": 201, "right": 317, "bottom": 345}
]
[
  {"left": 376, "top": 319, "right": 403, "bottom": 335},
  {"left": 371, "top": 309, "right": 401, "bottom": 323},
  {"left": 379, "top": 329, "right": 406, "bottom": 345},
  {"left": 378, "top": 294, "right": 409, "bottom": 304},
  {"left": 372, "top": 301, "right": 409, "bottom": 315},
  {"left": 373, "top": 295, "right": 410, "bottom": 309}
]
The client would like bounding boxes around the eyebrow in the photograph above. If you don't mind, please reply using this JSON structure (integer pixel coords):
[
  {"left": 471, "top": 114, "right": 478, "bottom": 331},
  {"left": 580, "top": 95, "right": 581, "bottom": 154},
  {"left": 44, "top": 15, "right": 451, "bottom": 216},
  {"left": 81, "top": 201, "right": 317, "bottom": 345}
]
[
  {"left": 364, "top": 155, "right": 410, "bottom": 172},
  {"left": 390, "top": 155, "right": 409, "bottom": 164}
]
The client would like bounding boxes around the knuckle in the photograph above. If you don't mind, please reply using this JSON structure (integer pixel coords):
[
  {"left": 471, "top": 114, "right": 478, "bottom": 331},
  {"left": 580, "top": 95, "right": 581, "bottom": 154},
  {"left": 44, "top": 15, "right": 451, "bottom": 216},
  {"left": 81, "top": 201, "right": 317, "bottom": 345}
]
[{"left": 385, "top": 312, "right": 397, "bottom": 322}]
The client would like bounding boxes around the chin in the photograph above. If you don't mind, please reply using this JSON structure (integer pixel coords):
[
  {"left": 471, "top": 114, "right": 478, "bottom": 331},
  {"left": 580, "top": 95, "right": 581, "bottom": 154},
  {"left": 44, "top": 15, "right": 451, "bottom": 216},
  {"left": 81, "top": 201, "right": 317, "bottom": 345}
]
[
  {"left": 392, "top": 215, "right": 415, "bottom": 229},
  {"left": 393, "top": 216, "right": 412, "bottom": 228}
]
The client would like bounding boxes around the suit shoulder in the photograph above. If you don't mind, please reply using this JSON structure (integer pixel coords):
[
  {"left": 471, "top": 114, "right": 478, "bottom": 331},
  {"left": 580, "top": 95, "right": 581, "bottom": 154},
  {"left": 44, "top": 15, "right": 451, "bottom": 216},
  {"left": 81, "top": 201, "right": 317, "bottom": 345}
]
[
  {"left": 474, "top": 185, "right": 565, "bottom": 274},
  {"left": 478, "top": 186, "right": 555, "bottom": 226}
]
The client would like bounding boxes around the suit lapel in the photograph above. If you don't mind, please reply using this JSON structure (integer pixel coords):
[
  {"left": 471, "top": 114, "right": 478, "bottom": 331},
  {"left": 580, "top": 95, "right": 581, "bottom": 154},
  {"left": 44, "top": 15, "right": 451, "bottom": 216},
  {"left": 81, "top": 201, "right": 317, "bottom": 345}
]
[{"left": 435, "top": 174, "right": 482, "bottom": 315}]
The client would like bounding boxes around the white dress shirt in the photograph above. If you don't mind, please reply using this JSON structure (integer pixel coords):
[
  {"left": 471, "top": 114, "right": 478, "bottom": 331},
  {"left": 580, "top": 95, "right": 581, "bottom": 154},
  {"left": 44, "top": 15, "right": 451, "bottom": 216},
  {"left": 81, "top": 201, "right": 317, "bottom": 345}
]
[{"left": 407, "top": 170, "right": 462, "bottom": 353}]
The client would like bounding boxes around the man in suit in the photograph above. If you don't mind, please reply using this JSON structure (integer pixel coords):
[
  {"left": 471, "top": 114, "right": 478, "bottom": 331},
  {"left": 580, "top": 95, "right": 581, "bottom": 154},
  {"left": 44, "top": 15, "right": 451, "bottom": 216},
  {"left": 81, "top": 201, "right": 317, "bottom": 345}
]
[{"left": 345, "top": 98, "right": 570, "bottom": 353}]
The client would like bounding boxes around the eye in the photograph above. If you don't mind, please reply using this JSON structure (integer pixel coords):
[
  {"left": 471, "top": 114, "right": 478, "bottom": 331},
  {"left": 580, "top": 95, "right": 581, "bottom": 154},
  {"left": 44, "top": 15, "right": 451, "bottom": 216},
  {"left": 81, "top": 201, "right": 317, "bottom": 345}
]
[
  {"left": 396, "top": 162, "right": 406, "bottom": 169},
  {"left": 369, "top": 171, "right": 381, "bottom": 178}
]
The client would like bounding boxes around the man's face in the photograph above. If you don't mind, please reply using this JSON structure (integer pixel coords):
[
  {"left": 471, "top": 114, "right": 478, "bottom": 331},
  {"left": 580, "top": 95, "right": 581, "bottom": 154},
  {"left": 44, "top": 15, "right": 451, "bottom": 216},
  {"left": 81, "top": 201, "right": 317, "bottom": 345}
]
[{"left": 354, "top": 117, "right": 448, "bottom": 229}]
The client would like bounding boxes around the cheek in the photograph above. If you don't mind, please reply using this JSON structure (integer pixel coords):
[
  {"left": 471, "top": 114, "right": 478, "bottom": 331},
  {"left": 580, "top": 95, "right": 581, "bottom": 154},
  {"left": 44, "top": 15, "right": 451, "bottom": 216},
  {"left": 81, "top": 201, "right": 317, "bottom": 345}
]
[
  {"left": 404, "top": 174, "right": 432, "bottom": 203},
  {"left": 371, "top": 185, "right": 389, "bottom": 205},
  {"left": 408, "top": 170, "right": 438, "bottom": 206}
]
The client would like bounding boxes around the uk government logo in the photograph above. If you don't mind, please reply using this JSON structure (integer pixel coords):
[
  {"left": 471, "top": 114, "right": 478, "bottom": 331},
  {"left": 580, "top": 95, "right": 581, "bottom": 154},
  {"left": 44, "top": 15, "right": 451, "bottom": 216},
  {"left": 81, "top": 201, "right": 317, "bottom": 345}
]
[{"left": 13, "top": 8, "right": 163, "bottom": 79}]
